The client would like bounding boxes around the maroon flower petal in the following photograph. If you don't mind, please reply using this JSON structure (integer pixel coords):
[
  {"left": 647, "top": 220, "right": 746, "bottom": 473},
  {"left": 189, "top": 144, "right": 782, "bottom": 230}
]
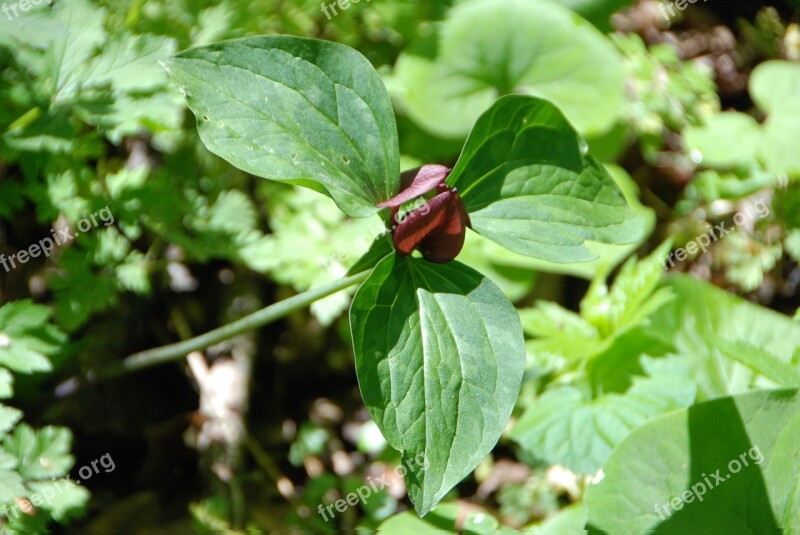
[
  {"left": 418, "top": 190, "right": 468, "bottom": 264},
  {"left": 377, "top": 164, "right": 451, "bottom": 209},
  {"left": 392, "top": 190, "right": 453, "bottom": 256}
]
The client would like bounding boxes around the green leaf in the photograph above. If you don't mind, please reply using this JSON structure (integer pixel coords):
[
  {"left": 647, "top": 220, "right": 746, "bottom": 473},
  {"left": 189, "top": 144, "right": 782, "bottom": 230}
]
[
  {"left": 537, "top": 0, "right": 636, "bottom": 31},
  {"left": 0, "top": 0, "right": 107, "bottom": 101},
  {"left": 0, "top": 465, "right": 25, "bottom": 504},
  {"left": 520, "top": 301, "right": 597, "bottom": 339},
  {"left": 0, "top": 405, "right": 23, "bottom": 437},
  {"left": 387, "top": 0, "right": 624, "bottom": 138},
  {"left": 448, "top": 95, "right": 643, "bottom": 263},
  {"left": 685, "top": 61, "right": 800, "bottom": 175},
  {"left": 511, "top": 355, "right": 695, "bottom": 474},
  {"left": 684, "top": 113, "right": 763, "bottom": 169},
  {"left": 26, "top": 480, "right": 90, "bottom": 523},
  {"left": 80, "top": 33, "right": 177, "bottom": 95},
  {"left": 243, "top": 186, "right": 385, "bottom": 325},
  {"left": 346, "top": 233, "right": 394, "bottom": 276},
  {"left": 3, "top": 425, "right": 75, "bottom": 481},
  {"left": 166, "top": 35, "right": 400, "bottom": 217},
  {"left": 751, "top": 61, "right": 800, "bottom": 176},
  {"left": 580, "top": 240, "right": 673, "bottom": 337},
  {"left": 528, "top": 502, "right": 588, "bottom": 533},
  {"left": 378, "top": 503, "right": 461, "bottom": 533},
  {"left": 456, "top": 166, "right": 653, "bottom": 283},
  {"left": 350, "top": 255, "right": 525, "bottom": 515},
  {"left": 712, "top": 339, "right": 800, "bottom": 388},
  {"left": 585, "top": 388, "right": 800, "bottom": 533},
  {"left": 650, "top": 275, "right": 800, "bottom": 399},
  {"left": 0, "top": 368, "right": 13, "bottom": 399},
  {"left": 0, "top": 300, "right": 64, "bottom": 374}
]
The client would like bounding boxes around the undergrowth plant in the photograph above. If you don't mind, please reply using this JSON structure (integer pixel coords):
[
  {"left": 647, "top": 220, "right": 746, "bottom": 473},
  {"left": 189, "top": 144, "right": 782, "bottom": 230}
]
[{"left": 165, "top": 35, "right": 643, "bottom": 515}]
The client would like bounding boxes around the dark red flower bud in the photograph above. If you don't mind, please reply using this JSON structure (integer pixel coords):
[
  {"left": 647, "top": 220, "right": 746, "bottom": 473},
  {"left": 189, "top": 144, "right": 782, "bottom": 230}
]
[{"left": 378, "top": 165, "right": 470, "bottom": 264}]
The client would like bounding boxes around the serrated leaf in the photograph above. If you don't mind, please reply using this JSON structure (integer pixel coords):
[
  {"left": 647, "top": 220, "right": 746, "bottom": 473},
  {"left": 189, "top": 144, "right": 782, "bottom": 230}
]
[
  {"left": 0, "top": 405, "right": 23, "bottom": 437},
  {"left": 519, "top": 302, "right": 597, "bottom": 339},
  {"left": 712, "top": 338, "right": 800, "bottom": 388},
  {"left": 581, "top": 241, "right": 673, "bottom": 336},
  {"left": 650, "top": 275, "right": 800, "bottom": 399},
  {"left": 26, "top": 480, "right": 89, "bottom": 523},
  {"left": 0, "top": 467, "right": 25, "bottom": 504},
  {"left": 115, "top": 251, "right": 151, "bottom": 294},
  {"left": 50, "top": 248, "right": 120, "bottom": 331},
  {"left": 3, "top": 425, "right": 74, "bottom": 480},
  {"left": 81, "top": 33, "right": 176, "bottom": 95},
  {"left": 511, "top": 355, "right": 695, "bottom": 474},
  {"left": 0, "top": 368, "right": 13, "bottom": 399},
  {"left": 166, "top": 36, "right": 400, "bottom": 217},
  {"left": 585, "top": 388, "right": 800, "bottom": 533},
  {"left": 350, "top": 255, "right": 525, "bottom": 515},
  {"left": 447, "top": 96, "right": 642, "bottom": 263},
  {"left": 0, "top": 300, "right": 63, "bottom": 374},
  {"left": 243, "top": 186, "right": 384, "bottom": 325},
  {"left": 0, "top": 0, "right": 106, "bottom": 101},
  {"left": 388, "top": 0, "right": 624, "bottom": 138}
]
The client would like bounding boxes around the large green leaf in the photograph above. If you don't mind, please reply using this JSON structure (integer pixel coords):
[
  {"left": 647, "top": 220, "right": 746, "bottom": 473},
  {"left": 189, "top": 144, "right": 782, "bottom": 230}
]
[
  {"left": 387, "top": 0, "right": 624, "bottom": 139},
  {"left": 650, "top": 275, "right": 800, "bottom": 400},
  {"left": 350, "top": 255, "right": 525, "bottom": 515},
  {"left": 447, "top": 95, "right": 643, "bottom": 263},
  {"left": 585, "top": 388, "right": 800, "bottom": 534},
  {"left": 166, "top": 36, "right": 400, "bottom": 217},
  {"left": 456, "top": 165, "right": 653, "bottom": 284}
]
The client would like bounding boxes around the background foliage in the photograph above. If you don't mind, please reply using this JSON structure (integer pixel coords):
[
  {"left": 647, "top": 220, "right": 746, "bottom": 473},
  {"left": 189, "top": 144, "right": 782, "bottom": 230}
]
[{"left": 0, "top": 0, "right": 799, "bottom": 532}]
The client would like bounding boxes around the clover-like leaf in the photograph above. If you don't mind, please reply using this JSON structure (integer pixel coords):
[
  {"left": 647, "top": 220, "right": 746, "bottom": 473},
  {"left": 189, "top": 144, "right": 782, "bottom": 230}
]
[
  {"left": 447, "top": 95, "right": 643, "bottom": 263},
  {"left": 166, "top": 36, "right": 400, "bottom": 217},
  {"left": 350, "top": 255, "right": 525, "bottom": 515}
]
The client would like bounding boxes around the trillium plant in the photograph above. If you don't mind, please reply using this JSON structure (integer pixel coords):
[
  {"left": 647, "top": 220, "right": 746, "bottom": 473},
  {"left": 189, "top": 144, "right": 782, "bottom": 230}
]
[{"left": 165, "top": 35, "right": 641, "bottom": 515}]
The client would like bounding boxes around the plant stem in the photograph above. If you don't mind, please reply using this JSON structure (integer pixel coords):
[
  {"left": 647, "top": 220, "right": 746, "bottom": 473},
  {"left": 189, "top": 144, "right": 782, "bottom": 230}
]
[{"left": 91, "top": 271, "right": 369, "bottom": 381}]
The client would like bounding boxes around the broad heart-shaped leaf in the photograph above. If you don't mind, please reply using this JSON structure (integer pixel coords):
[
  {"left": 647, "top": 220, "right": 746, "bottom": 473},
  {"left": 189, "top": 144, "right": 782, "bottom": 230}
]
[
  {"left": 585, "top": 388, "right": 800, "bottom": 534},
  {"left": 165, "top": 36, "right": 400, "bottom": 218},
  {"left": 386, "top": 0, "right": 624, "bottom": 139},
  {"left": 447, "top": 95, "right": 643, "bottom": 263},
  {"left": 350, "top": 255, "right": 525, "bottom": 515}
]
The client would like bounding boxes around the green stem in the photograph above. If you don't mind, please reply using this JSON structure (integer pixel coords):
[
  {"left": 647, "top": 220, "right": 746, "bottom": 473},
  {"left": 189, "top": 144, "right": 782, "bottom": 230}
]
[{"left": 92, "top": 271, "right": 369, "bottom": 381}]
